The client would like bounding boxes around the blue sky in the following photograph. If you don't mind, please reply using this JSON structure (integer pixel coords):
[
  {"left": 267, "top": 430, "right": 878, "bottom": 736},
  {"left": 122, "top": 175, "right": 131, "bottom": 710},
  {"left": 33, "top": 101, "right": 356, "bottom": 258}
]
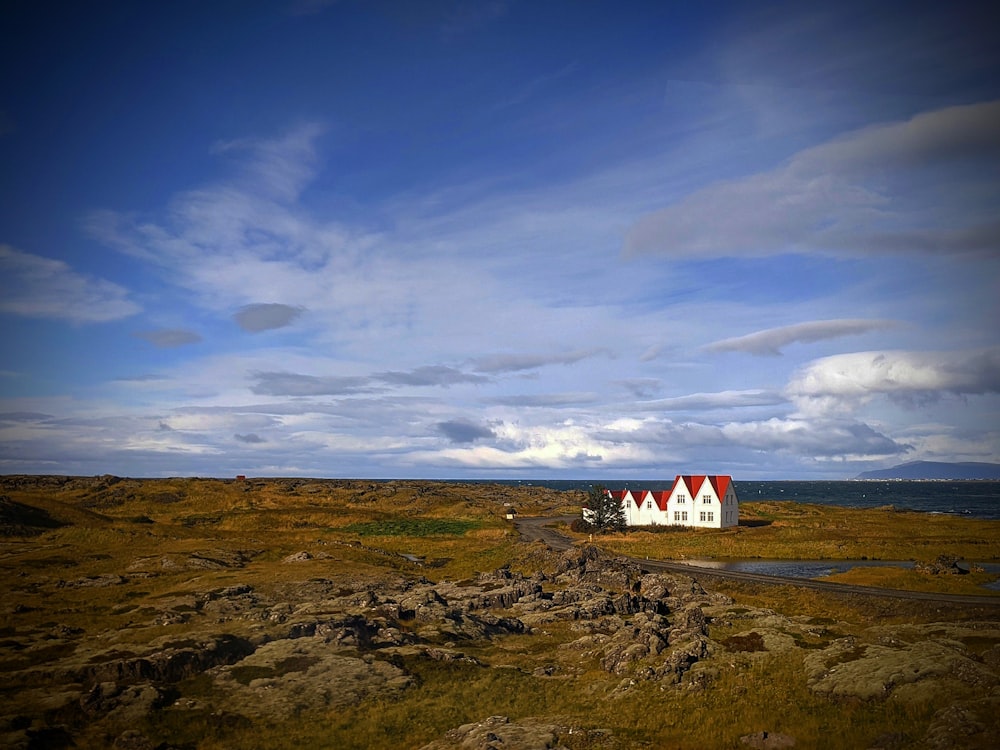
[{"left": 1, "top": 1, "right": 998, "bottom": 480}]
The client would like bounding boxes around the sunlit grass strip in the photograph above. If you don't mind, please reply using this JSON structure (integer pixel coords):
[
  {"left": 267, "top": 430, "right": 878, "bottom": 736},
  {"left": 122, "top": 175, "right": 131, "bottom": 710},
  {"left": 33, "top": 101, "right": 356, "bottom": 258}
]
[
  {"left": 820, "top": 566, "right": 1000, "bottom": 596},
  {"left": 581, "top": 501, "right": 1000, "bottom": 563}
]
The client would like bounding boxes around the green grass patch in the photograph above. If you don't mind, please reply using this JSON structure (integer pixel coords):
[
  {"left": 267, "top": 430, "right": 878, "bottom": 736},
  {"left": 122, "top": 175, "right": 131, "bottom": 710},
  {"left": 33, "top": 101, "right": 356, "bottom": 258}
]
[{"left": 340, "top": 518, "right": 480, "bottom": 537}]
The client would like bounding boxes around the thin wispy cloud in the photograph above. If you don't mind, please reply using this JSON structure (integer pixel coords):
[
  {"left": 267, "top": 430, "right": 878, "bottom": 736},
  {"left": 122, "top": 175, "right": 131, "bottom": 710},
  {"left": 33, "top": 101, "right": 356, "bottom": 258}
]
[
  {"left": 114, "top": 374, "right": 170, "bottom": 383},
  {"left": 376, "top": 366, "right": 489, "bottom": 387},
  {"left": 705, "top": 319, "right": 898, "bottom": 356},
  {"left": 248, "top": 364, "right": 487, "bottom": 397},
  {"left": 0, "top": 412, "right": 53, "bottom": 422},
  {"left": 625, "top": 101, "right": 1000, "bottom": 260},
  {"left": 634, "top": 390, "right": 787, "bottom": 412},
  {"left": 135, "top": 329, "right": 203, "bottom": 348},
  {"left": 488, "top": 393, "right": 599, "bottom": 407},
  {"left": 249, "top": 371, "right": 376, "bottom": 397},
  {"left": 0, "top": 245, "right": 140, "bottom": 323},
  {"left": 212, "top": 123, "right": 325, "bottom": 202},
  {"left": 472, "top": 350, "right": 605, "bottom": 373}
]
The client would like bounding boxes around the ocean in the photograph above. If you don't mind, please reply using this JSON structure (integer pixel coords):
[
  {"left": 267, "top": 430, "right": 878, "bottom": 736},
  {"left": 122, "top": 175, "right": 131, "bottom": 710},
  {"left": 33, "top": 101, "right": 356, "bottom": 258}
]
[{"left": 472, "top": 479, "right": 1000, "bottom": 520}]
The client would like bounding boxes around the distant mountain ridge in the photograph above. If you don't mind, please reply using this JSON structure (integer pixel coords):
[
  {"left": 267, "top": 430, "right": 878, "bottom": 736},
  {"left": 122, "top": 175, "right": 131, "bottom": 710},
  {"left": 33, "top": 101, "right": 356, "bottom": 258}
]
[{"left": 854, "top": 461, "right": 1000, "bottom": 480}]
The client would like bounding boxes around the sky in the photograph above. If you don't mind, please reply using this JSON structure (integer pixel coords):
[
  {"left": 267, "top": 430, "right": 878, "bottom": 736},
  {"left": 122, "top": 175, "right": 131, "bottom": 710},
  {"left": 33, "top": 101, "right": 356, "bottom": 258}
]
[{"left": 1, "top": 1, "right": 998, "bottom": 480}]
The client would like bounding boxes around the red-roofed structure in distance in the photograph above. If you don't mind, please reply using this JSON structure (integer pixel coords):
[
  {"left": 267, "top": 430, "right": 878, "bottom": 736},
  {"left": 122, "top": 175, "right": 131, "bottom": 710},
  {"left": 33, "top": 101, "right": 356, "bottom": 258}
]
[{"left": 599, "top": 475, "right": 739, "bottom": 529}]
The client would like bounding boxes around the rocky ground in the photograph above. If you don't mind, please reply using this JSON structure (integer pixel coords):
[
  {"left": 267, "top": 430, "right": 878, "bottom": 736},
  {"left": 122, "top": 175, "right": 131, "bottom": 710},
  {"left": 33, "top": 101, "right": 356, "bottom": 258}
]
[
  {"left": 3, "top": 542, "right": 1000, "bottom": 748},
  {"left": 2, "top": 477, "right": 1000, "bottom": 748}
]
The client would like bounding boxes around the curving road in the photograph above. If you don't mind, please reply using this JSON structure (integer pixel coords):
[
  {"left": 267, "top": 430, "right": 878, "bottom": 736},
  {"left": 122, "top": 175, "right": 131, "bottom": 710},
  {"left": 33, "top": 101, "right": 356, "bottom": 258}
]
[{"left": 513, "top": 515, "right": 1000, "bottom": 607}]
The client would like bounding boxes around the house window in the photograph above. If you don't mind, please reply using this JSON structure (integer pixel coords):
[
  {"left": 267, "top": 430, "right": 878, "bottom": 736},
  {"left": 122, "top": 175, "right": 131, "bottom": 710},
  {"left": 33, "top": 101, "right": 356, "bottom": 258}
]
[
  {"left": 674, "top": 511, "right": 680, "bottom": 521},
  {"left": 708, "top": 512, "right": 714, "bottom": 522},
  {"left": 703, "top": 495, "right": 711, "bottom": 504},
  {"left": 681, "top": 511, "right": 688, "bottom": 522},
  {"left": 699, "top": 511, "right": 706, "bottom": 522},
  {"left": 677, "top": 494, "right": 685, "bottom": 504},
  {"left": 646, "top": 500, "right": 652, "bottom": 510}
]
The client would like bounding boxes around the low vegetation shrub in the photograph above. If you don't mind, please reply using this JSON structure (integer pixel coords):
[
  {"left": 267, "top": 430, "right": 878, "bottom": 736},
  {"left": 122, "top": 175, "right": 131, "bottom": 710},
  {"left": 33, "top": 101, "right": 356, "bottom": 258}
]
[{"left": 721, "top": 631, "right": 767, "bottom": 652}]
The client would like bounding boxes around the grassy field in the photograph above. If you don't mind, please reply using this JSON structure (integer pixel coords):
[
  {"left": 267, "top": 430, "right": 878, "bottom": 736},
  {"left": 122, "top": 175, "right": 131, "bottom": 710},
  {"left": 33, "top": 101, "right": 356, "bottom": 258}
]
[
  {"left": 2, "top": 476, "right": 1000, "bottom": 748},
  {"left": 578, "top": 500, "right": 1000, "bottom": 595}
]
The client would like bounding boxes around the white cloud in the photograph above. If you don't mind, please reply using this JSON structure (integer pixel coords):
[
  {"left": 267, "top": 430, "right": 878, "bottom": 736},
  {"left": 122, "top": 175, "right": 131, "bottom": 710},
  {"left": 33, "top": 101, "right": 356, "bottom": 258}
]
[
  {"left": 411, "top": 420, "right": 652, "bottom": 470},
  {"left": 705, "top": 319, "right": 898, "bottom": 356},
  {"left": 87, "top": 124, "right": 611, "bottom": 366},
  {"left": 719, "top": 417, "right": 908, "bottom": 460},
  {"left": 624, "top": 100, "right": 1000, "bottom": 259},
  {"left": 85, "top": 123, "right": 360, "bottom": 315},
  {"left": 0, "top": 245, "right": 140, "bottom": 323},
  {"left": 786, "top": 348, "right": 1000, "bottom": 415}
]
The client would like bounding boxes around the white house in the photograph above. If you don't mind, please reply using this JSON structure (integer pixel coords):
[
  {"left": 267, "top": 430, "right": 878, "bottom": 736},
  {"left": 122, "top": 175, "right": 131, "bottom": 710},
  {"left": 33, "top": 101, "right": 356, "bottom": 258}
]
[{"left": 595, "top": 475, "right": 739, "bottom": 529}]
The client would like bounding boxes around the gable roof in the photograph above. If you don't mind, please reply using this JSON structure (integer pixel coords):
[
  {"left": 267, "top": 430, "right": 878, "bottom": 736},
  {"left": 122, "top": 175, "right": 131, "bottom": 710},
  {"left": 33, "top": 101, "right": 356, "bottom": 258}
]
[
  {"left": 610, "top": 476, "right": 735, "bottom": 508},
  {"left": 707, "top": 475, "right": 732, "bottom": 498},
  {"left": 650, "top": 490, "right": 671, "bottom": 510},
  {"left": 679, "top": 475, "right": 707, "bottom": 497},
  {"left": 630, "top": 489, "right": 650, "bottom": 508}
]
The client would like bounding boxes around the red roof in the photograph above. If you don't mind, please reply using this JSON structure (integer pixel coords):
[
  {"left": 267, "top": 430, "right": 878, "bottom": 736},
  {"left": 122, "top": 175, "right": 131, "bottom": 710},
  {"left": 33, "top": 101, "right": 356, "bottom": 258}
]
[
  {"left": 608, "top": 476, "right": 735, "bottom": 509},
  {"left": 651, "top": 490, "right": 671, "bottom": 510},
  {"left": 680, "top": 475, "right": 707, "bottom": 498},
  {"left": 707, "top": 475, "right": 732, "bottom": 499}
]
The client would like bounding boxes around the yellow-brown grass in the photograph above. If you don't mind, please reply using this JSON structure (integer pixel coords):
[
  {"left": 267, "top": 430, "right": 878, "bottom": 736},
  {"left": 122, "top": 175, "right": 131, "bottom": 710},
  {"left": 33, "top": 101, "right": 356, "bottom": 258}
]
[{"left": 584, "top": 501, "right": 1000, "bottom": 565}]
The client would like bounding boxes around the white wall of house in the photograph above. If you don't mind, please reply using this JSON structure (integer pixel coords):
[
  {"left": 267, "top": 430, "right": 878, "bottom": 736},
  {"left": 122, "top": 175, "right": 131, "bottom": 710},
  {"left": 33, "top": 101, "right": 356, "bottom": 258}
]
[
  {"left": 600, "top": 476, "right": 739, "bottom": 529},
  {"left": 631, "top": 489, "right": 660, "bottom": 526}
]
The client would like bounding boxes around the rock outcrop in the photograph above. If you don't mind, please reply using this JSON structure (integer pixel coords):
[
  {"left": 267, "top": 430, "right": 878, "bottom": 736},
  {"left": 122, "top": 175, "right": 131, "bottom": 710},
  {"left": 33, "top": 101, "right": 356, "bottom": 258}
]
[
  {"left": 803, "top": 625, "right": 1000, "bottom": 703},
  {"left": 914, "top": 554, "right": 967, "bottom": 575}
]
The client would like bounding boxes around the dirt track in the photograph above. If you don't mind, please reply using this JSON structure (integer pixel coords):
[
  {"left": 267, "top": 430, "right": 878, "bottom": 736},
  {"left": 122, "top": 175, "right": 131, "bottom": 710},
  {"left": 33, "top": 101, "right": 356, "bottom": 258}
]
[{"left": 514, "top": 515, "right": 1000, "bottom": 607}]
